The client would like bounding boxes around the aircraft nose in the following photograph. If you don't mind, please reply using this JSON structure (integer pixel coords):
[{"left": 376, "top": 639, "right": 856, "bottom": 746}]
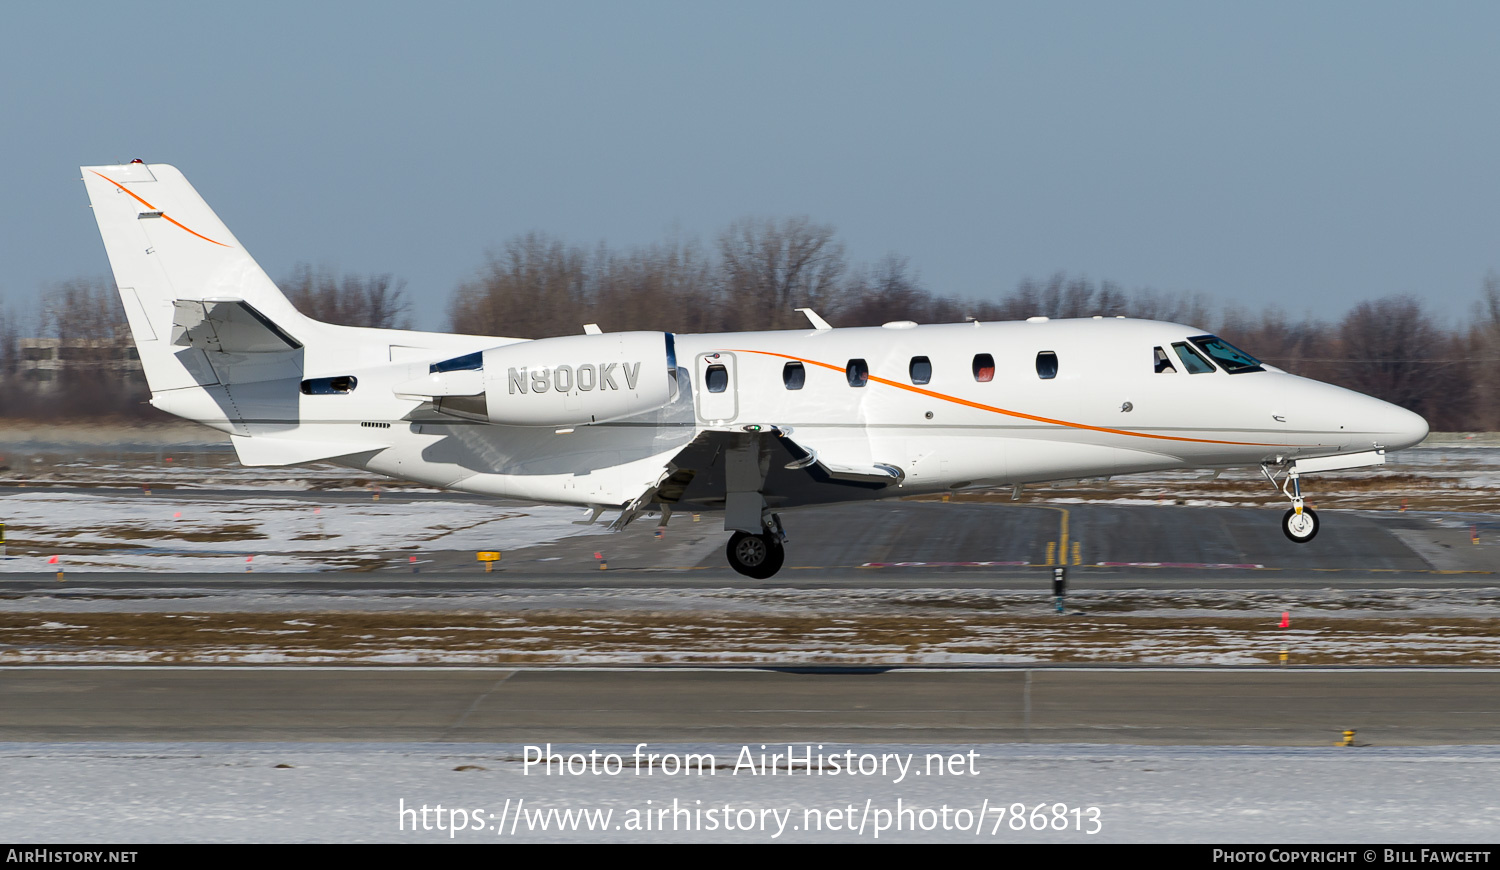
[{"left": 1382, "top": 402, "right": 1429, "bottom": 451}]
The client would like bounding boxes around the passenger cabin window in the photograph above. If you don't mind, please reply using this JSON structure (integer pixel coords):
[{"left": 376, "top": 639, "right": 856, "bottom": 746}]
[
  {"left": 1035, "top": 351, "right": 1058, "bottom": 379},
  {"left": 1189, "top": 335, "right": 1266, "bottom": 374},
  {"left": 909, "top": 356, "right": 932, "bottom": 385},
  {"left": 783, "top": 361, "right": 805, "bottom": 390},
  {"left": 846, "top": 359, "right": 869, "bottom": 387},
  {"left": 705, "top": 364, "right": 729, "bottom": 393},
  {"left": 1153, "top": 346, "right": 1177, "bottom": 373},
  {"left": 1172, "top": 342, "right": 1216, "bottom": 374},
  {"left": 972, "top": 353, "right": 995, "bottom": 382},
  {"left": 301, "top": 376, "right": 358, "bottom": 395}
]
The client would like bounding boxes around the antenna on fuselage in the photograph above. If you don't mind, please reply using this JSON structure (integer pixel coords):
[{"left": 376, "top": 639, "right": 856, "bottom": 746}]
[{"left": 796, "top": 308, "right": 833, "bottom": 331}]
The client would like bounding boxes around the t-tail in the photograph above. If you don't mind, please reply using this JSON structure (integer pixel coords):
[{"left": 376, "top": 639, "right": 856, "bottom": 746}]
[
  {"left": 82, "top": 162, "right": 321, "bottom": 430},
  {"left": 80, "top": 162, "right": 503, "bottom": 467}
]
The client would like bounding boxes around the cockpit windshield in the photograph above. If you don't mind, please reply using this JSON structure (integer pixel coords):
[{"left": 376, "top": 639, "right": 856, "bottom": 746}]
[
  {"left": 1188, "top": 335, "right": 1265, "bottom": 374},
  {"left": 1171, "top": 342, "right": 1215, "bottom": 374}
]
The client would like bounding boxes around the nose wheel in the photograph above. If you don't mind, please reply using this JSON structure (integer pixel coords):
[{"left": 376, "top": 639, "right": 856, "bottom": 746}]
[
  {"left": 726, "top": 531, "right": 785, "bottom": 579},
  {"left": 1282, "top": 506, "right": 1319, "bottom": 542},
  {"left": 1263, "top": 462, "right": 1320, "bottom": 543}
]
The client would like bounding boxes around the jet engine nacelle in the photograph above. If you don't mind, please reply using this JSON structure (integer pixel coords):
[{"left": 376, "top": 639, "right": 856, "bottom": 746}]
[{"left": 417, "top": 332, "right": 677, "bottom": 427}]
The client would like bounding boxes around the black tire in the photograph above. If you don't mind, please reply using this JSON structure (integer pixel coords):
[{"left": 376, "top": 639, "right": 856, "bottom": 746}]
[
  {"left": 726, "top": 531, "right": 786, "bottom": 579},
  {"left": 1282, "top": 507, "right": 1319, "bottom": 543}
]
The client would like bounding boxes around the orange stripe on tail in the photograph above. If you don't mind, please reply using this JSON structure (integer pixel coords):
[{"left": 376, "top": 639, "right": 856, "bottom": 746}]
[{"left": 90, "top": 171, "right": 231, "bottom": 248}]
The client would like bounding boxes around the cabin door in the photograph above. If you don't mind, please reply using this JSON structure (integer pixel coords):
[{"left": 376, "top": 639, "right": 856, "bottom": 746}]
[{"left": 694, "top": 352, "right": 739, "bottom": 424}]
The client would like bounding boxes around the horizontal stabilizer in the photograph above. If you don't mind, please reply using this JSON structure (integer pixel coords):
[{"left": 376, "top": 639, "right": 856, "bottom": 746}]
[{"left": 173, "top": 299, "right": 302, "bottom": 353}]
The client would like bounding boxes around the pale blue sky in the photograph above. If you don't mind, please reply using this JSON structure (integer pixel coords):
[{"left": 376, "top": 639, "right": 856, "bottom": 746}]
[{"left": 4, "top": 1, "right": 1497, "bottom": 331}]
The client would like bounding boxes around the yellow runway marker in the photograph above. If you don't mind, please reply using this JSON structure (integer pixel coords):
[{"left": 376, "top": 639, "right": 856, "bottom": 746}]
[
  {"left": 1072, "top": 540, "right": 1082, "bottom": 566},
  {"left": 1030, "top": 506, "right": 1072, "bottom": 568}
]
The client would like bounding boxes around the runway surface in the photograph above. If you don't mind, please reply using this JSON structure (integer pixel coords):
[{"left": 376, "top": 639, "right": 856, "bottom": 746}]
[
  {"left": 5, "top": 666, "right": 1499, "bottom": 745},
  {"left": 0, "top": 497, "right": 1494, "bottom": 580}
]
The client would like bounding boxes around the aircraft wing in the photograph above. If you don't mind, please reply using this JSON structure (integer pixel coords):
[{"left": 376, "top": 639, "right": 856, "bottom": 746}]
[
  {"left": 608, "top": 425, "right": 904, "bottom": 530},
  {"left": 774, "top": 430, "right": 905, "bottom": 485}
]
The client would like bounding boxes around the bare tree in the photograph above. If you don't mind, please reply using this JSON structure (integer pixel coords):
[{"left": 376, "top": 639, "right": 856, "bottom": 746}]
[
  {"left": 447, "top": 235, "right": 591, "bottom": 338},
  {"left": 1334, "top": 296, "right": 1472, "bottom": 428},
  {"left": 1468, "top": 271, "right": 1500, "bottom": 429},
  {"left": 1218, "top": 307, "right": 1337, "bottom": 383},
  {"left": 21, "top": 277, "right": 148, "bottom": 419},
  {"left": 40, "top": 277, "right": 126, "bottom": 342},
  {"left": 281, "top": 265, "right": 413, "bottom": 330},
  {"left": 717, "top": 217, "right": 846, "bottom": 329},
  {"left": 833, "top": 255, "right": 934, "bottom": 326},
  {"left": 593, "top": 236, "right": 720, "bottom": 334}
]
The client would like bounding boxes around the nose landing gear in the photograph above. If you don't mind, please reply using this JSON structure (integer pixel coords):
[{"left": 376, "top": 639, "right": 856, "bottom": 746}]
[
  {"left": 1262, "top": 463, "right": 1319, "bottom": 543},
  {"left": 1282, "top": 505, "right": 1319, "bottom": 542}
]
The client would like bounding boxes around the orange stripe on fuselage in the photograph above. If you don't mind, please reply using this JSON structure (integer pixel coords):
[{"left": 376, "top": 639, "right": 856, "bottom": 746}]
[
  {"left": 723, "top": 347, "right": 1284, "bottom": 448},
  {"left": 91, "top": 170, "right": 231, "bottom": 248}
]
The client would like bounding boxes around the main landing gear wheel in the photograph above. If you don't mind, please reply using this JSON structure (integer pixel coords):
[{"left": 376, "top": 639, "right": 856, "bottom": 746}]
[
  {"left": 726, "top": 531, "right": 785, "bottom": 579},
  {"left": 1282, "top": 507, "right": 1319, "bottom": 543}
]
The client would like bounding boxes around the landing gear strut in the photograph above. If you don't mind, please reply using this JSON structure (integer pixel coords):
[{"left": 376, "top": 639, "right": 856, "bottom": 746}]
[
  {"left": 726, "top": 531, "right": 785, "bottom": 579},
  {"left": 1262, "top": 463, "right": 1319, "bottom": 543}
]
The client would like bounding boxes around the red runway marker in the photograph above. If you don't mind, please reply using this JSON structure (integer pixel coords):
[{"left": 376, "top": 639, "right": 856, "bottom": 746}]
[{"left": 1279, "top": 612, "right": 1290, "bottom": 628}]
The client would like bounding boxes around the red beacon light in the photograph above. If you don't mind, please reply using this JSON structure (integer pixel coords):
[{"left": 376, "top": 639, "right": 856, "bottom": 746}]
[{"left": 130, "top": 159, "right": 144, "bottom": 164}]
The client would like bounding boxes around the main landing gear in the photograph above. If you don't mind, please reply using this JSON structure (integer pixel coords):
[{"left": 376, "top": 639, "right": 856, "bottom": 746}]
[
  {"left": 725, "top": 513, "right": 788, "bottom": 579},
  {"left": 1262, "top": 463, "right": 1319, "bottom": 543},
  {"left": 726, "top": 531, "right": 785, "bottom": 579}
]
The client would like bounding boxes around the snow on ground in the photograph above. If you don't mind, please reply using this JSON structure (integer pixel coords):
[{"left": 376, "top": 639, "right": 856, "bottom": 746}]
[
  {"left": 4, "top": 586, "right": 1500, "bottom": 666},
  {"left": 9, "top": 585, "right": 1500, "bottom": 617},
  {"left": 2, "top": 742, "right": 1497, "bottom": 843},
  {"left": 0, "top": 492, "right": 607, "bottom": 572}
]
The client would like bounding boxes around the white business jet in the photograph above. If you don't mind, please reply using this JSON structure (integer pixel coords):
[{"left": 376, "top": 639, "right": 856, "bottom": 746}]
[{"left": 81, "top": 162, "right": 1428, "bottom": 578}]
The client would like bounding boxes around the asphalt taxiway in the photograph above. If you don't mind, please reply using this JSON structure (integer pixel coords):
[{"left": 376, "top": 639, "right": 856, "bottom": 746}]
[
  {"left": 3, "top": 666, "right": 1498, "bottom": 745},
  {"left": 0, "top": 498, "right": 1494, "bottom": 582}
]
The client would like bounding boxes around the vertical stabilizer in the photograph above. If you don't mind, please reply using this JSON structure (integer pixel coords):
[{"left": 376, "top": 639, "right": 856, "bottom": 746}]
[{"left": 80, "top": 163, "right": 312, "bottom": 394}]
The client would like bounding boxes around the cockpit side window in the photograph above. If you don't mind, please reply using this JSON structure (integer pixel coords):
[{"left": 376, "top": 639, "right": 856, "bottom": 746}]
[
  {"left": 1153, "top": 346, "right": 1177, "bottom": 373},
  {"left": 1171, "top": 342, "right": 1216, "bottom": 374},
  {"left": 1189, "top": 335, "right": 1266, "bottom": 374}
]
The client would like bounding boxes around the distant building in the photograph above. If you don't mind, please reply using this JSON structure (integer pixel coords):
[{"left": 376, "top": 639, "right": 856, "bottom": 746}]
[{"left": 17, "top": 337, "right": 143, "bottom": 391}]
